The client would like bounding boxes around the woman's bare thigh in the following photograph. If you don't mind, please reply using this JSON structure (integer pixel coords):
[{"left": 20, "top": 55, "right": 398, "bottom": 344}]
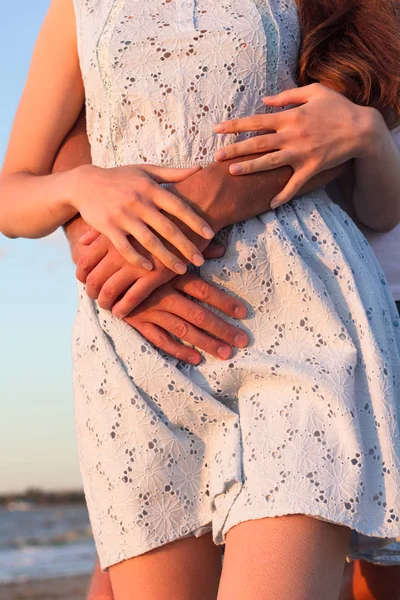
[
  {"left": 109, "top": 532, "right": 222, "bottom": 600},
  {"left": 218, "top": 514, "right": 351, "bottom": 600}
]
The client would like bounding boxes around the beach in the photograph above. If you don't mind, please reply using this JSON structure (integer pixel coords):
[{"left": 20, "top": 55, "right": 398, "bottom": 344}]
[
  {"left": 0, "top": 503, "right": 96, "bottom": 599},
  {"left": 0, "top": 574, "right": 90, "bottom": 600}
]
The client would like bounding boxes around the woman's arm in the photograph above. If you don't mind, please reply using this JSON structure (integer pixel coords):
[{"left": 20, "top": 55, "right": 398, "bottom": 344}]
[
  {"left": 0, "top": 0, "right": 84, "bottom": 238},
  {"left": 210, "top": 84, "right": 400, "bottom": 232},
  {"left": 0, "top": 0, "right": 212, "bottom": 273},
  {"left": 352, "top": 115, "right": 400, "bottom": 232}
]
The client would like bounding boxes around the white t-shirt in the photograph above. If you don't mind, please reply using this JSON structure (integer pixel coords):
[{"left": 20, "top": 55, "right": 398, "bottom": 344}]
[{"left": 327, "top": 127, "right": 400, "bottom": 301}]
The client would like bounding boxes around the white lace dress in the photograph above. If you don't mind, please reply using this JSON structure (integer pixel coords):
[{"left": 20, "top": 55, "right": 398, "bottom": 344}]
[{"left": 72, "top": 0, "right": 400, "bottom": 569}]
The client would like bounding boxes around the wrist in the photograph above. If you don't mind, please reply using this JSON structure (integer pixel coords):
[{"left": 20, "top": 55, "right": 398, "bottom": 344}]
[
  {"left": 64, "top": 163, "right": 95, "bottom": 213},
  {"left": 354, "top": 106, "right": 386, "bottom": 160},
  {"left": 171, "top": 171, "right": 228, "bottom": 233}
]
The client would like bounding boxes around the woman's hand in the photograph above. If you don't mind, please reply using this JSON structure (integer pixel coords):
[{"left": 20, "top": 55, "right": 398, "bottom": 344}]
[
  {"left": 72, "top": 163, "right": 214, "bottom": 273},
  {"left": 214, "top": 83, "right": 371, "bottom": 208}
]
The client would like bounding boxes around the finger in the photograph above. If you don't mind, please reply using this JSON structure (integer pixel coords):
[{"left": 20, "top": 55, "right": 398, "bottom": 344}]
[
  {"left": 153, "top": 187, "right": 214, "bottom": 240},
  {"left": 150, "top": 312, "right": 233, "bottom": 360},
  {"left": 131, "top": 322, "right": 202, "bottom": 365},
  {"left": 144, "top": 208, "right": 205, "bottom": 267},
  {"left": 262, "top": 86, "right": 314, "bottom": 107},
  {"left": 97, "top": 268, "right": 140, "bottom": 310},
  {"left": 122, "top": 218, "right": 187, "bottom": 274},
  {"left": 174, "top": 273, "right": 248, "bottom": 320},
  {"left": 78, "top": 227, "right": 101, "bottom": 246},
  {"left": 214, "top": 113, "right": 280, "bottom": 134},
  {"left": 138, "top": 164, "right": 202, "bottom": 183},
  {"left": 214, "top": 133, "right": 284, "bottom": 162},
  {"left": 85, "top": 259, "right": 126, "bottom": 301},
  {"left": 203, "top": 242, "right": 226, "bottom": 259},
  {"left": 164, "top": 288, "right": 248, "bottom": 348},
  {"left": 112, "top": 276, "right": 167, "bottom": 318},
  {"left": 228, "top": 151, "right": 292, "bottom": 175},
  {"left": 110, "top": 229, "right": 154, "bottom": 271},
  {"left": 76, "top": 236, "right": 109, "bottom": 282},
  {"left": 270, "top": 168, "right": 313, "bottom": 208}
]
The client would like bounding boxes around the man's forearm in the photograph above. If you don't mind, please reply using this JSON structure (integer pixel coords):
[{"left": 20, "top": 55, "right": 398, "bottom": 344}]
[{"left": 172, "top": 154, "right": 344, "bottom": 232}]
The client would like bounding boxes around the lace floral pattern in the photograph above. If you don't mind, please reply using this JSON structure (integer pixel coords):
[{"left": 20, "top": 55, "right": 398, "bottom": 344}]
[{"left": 72, "top": 0, "right": 400, "bottom": 569}]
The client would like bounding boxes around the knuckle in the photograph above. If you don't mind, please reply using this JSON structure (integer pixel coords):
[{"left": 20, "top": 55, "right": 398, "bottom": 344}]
[
  {"left": 252, "top": 115, "right": 265, "bottom": 129},
  {"left": 150, "top": 333, "right": 166, "bottom": 348},
  {"left": 256, "top": 137, "right": 267, "bottom": 151},
  {"left": 192, "top": 309, "right": 207, "bottom": 327},
  {"left": 219, "top": 324, "right": 233, "bottom": 340},
  {"left": 175, "top": 322, "right": 189, "bottom": 338},
  {"left": 138, "top": 177, "right": 153, "bottom": 195},
  {"left": 141, "top": 231, "right": 157, "bottom": 248},
  {"left": 85, "top": 273, "right": 99, "bottom": 291},
  {"left": 101, "top": 284, "right": 115, "bottom": 299},
  {"left": 77, "top": 255, "right": 90, "bottom": 271},
  {"left": 289, "top": 111, "right": 301, "bottom": 126},
  {"left": 110, "top": 204, "right": 127, "bottom": 223},
  {"left": 194, "top": 281, "right": 210, "bottom": 300},
  {"left": 269, "top": 153, "right": 281, "bottom": 166},
  {"left": 161, "top": 220, "right": 177, "bottom": 237}
]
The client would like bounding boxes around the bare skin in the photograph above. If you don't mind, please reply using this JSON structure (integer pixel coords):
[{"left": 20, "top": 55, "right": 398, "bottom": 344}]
[
  {"left": 2, "top": 1, "right": 400, "bottom": 598},
  {"left": 339, "top": 560, "right": 400, "bottom": 600}
]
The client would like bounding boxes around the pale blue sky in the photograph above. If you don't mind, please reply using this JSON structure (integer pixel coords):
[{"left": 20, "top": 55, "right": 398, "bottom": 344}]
[{"left": 0, "top": 1, "right": 81, "bottom": 493}]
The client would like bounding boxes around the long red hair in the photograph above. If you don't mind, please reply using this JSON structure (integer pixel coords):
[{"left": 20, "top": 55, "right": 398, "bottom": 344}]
[{"left": 296, "top": 0, "right": 400, "bottom": 127}]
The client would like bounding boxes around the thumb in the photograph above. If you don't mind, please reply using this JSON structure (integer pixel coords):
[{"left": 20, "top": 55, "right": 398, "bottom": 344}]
[
  {"left": 139, "top": 164, "right": 202, "bottom": 183},
  {"left": 203, "top": 242, "right": 226, "bottom": 259}
]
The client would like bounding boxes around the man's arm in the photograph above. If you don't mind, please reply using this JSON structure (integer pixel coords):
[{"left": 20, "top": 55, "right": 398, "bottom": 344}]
[
  {"left": 170, "top": 156, "right": 343, "bottom": 234},
  {"left": 53, "top": 109, "right": 92, "bottom": 260}
]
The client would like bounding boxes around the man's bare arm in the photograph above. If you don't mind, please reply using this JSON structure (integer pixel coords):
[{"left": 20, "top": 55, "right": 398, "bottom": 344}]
[{"left": 170, "top": 157, "right": 343, "bottom": 233}]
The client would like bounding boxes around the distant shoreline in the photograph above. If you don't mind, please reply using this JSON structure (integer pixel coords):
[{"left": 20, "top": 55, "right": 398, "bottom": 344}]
[
  {"left": 0, "top": 489, "right": 85, "bottom": 507},
  {"left": 0, "top": 574, "right": 90, "bottom": 600}
]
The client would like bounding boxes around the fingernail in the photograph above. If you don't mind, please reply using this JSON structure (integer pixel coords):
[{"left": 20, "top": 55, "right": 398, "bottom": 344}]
[
  {"left": 217, "top": 345, "right": 232, "bottom": 359},
  {"left": 230, "top": 164, "right": 243, "bottom": 175},
  {"left": 214, "top": 123, "right": 226, "bottom": 133},
  {"left": 174, "top": 262, "right": 187, "bottom": 274},
  {"left": 142, "top": 260, "right": 153, "bottom": 271},
  {"left": 190, "top": 355, "right": 202, "bottom": 365},
  {"left": 192, "top": 253, "right": 204, "bottom": 267},
  {"left": 215, "top": 149, "right": 227, "bottom": 160},
  {"left": 234, "top": 333, "right": 248, "bottom": 348},
  {"left": 270, "top": 200, "right": 280, "bottom": 209},
  {"left": 202, "top": 225, "right": 215, "bottom": 239},
  {"left": 234, "top": 305, "right": 247, "bottom": 318}
]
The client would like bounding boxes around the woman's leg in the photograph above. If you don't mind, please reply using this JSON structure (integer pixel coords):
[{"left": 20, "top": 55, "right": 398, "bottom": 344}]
[
  {"left": 87, "top": 560, "right": 114, "bottom": 600},
  {"left": 218, "top": 515, "right": 351, "bottom": 600},
  {"left": 109, "top": 532, "right": 222, "bottom": 600}
]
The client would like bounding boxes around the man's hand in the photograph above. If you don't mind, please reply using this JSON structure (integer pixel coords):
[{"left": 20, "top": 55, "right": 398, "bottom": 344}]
[
  {"left": 125, "top": 274, "right": 249, "bottom": 364},
  {"left": 68, "top": 218, "right": 249, "bottom": 363}
]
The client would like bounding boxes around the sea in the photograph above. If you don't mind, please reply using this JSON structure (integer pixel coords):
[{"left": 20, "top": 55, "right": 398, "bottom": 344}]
[{"left": 0, "top": 504, "right": 96, "bottom": 584}]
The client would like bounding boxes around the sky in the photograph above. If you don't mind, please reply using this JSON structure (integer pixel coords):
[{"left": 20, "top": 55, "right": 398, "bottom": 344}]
[{"left": 0, "top": 1, "right": 81, "bottom": 493}]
